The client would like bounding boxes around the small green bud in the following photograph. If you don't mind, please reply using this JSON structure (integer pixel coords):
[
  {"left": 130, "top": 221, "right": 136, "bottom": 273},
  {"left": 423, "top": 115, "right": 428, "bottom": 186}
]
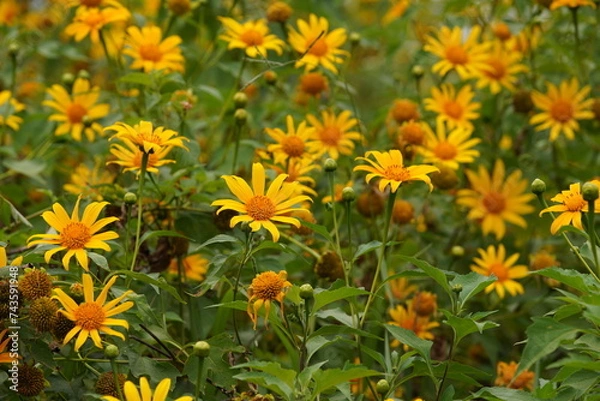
[
  {"left": 234, "top": 108, "right": 248, "bottom": 126},
  {"left": 323, "top": 158, "right": 337, "bottom": 172},
  {"left": 452, "top": 284, "right": 463, "bottom": 294},
  {"left": 62, "top": 72, "right": 75, "bottom": 87},
  {"left": 451, "top": 245, "right": 464, "bottom": 257},
  {"left": 349, "top": 32, "right": 361, "bottom": 46},
  {"left": 582, "top": 182, "right": 599, "bottom": 202},
  {"left": 124, "top": 192, "right": 137, "bottom": 205},
  {"left": 8, "top": 43, "right": 19, "bottom": 57},
  {"left": 104, "top": 344, "right": 120, "bottom": 359},
  {"left": 264, "top": 70, "right": 278, "bottom": 85},
  {"left": 531, "top": 178, "right": 546, "bottom": 195},
  {"left": 193, "top": 341, "right": 211, "bottom": 357},
  {"left": 375, "top": 379, "right": 390, "bottom": 394},
  {"left": 299, "top": 284, "right": 314, "bottom": 299},
  {"left": 341, "top": 187, "right": 356, "bottom": 202},
  {"left": 233, "top": 92, "right": 248, "bottom": 109},
  {"left": 82, "top": 115, "right": 93, "bottom": 128},
  {"left": 77, "top": 69, "right": 90, "bottom": 80},
  {"left": 412, "top": 65, "right": 425, "bottom": 79}
]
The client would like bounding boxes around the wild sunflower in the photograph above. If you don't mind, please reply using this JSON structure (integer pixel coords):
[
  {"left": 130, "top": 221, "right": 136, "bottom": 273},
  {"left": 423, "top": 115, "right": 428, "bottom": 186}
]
[
  {"left": 211, "top": 163, "right": 311, "bottom": 242},
  {"left": 218, "top": 17, "right": 285, "bottom": 58},
  {"left": 0, "top": 90, "right": 25, "bottom": 131},
  {"left": 418, "top": 123, "right": 480, "bottom": 170},
  {"left": 456, "top": 160, "right": 535, "bottom": 239},
  {"left": 104, "top": 120, "right": 188, "bottom": 154},
  {"left": 475, "top": 41, "right": 528, "bottom": 94},
  {"left": 288, "top": 14, "right": 349, "bottom": 74},
  {"left": 424, "top": 25, "right": 491, "bottom": 80},
  {"left": 168, "top": 254, "right": 209, "bottom": 282},
  {"left": 44, "top": 78, "right": 110, "bottom": 142},
  {"left": 539, "top": 181, "right": 600, "bottom": 234},
  {"left": 471, "top": 244, "right": 528, "bottom": 299},
  {"left": 424, "top": 84, "right": 481, "bottom": 131},
  {"left": 388, "top": 303, "right": 439, "bottom": 350},
  {"left": 108, "top": 138, "right": 176, "bottom": 175},
  {"left": 354, "top": 149, "right": 439, "bottom": 193},
  {"left": 265, "top": 115, "right": 318, "bottom": 165},
  {"left": 53, "top": 274, "right": 134, "bottom": 351},
  {"left": 122, "top": 25, "right": 185, "bottom": 73},
  {"left": 247, "top": 270, "right": 292, "bottom": 329},
  {"left": 550, "top": 0, "right": 596, "bottom": 9},
  {"left": 64, "top": 4, "right": 130, "bottom": 43},
  {"left": 530, "top": 78, "right": 594, "bottom": 141},
  {"left": 495, "top": 361, "right": 535, "bottom": 390},
  {"left": 27, "top": 196, "right": 119, "bottom": 271},
  {"left": 306, "top": 110, "right": 362, "bottom": 160},
  {"left": 64, "top": 163, "right": 115, "bottom": 200},
  {"left": 101, "top": 377, "right": 193, "bottom": 401}
]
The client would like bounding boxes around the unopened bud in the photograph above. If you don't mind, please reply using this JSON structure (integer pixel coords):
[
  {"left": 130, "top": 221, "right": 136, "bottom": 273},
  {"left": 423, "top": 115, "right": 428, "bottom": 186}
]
[
  {"left": 299, "top": 284, "right": 314, "bottom": 299},
  {"left": 77, "top": 70, "right": 90, "bottom": 80},
  {"left": 451, "top": 245, "right": 464, "bottom": 257},
  {"left": 412, "top": 65, "right": 424, "bottom": 79},
  {"left": 341, "top": 187, "right": 356, "bottom": 202},
  {"left": 376, "top": 379, "right": 390, "bottom": 394},
  {"left": 124, "top": 192, "right": 137, "bottom": 205},
  {"left": 582, "top": 182, "right": 599, "bottom": 202},
  {"left": 264, "top": 70, "right": 278, "bottom": 85},
  {"left": 233, "top": 92, "right": 248, "bottom": 109},
  {"left": 323, "top": 158, "right": 337, "bottom": 172},
  {"left": 234, "top": 108, "right": 248, "bottom": 126},
  {"left": 193, "top": 341, "right": 211, "bottom": 357},
  {"left": 82, "top": 115, "right": 93, "bottom": 128},
  {"left": 452, "top": 284, "right": 463, "bottom": 294},
  {"left": 8, "top": 43, "right": 19, "bottom": 57},
  {"left": 531, "top": 178, "right": 546, "bottom": 195},
  {"left": 349, "top": 32, "right": 361, "bottom": 46},
  {"left": 62, "top": 73, "right": 75, "bottom": 87},
  {"left": 104, "top": 344, "right": 120, "bottom": 359}
]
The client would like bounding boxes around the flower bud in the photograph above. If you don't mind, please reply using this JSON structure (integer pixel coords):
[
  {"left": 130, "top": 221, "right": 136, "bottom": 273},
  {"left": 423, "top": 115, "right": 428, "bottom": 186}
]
[
  {"left": 582, "top": 182, "right": 599, "bottom": 202},
  {"left": 266, "top": 1, "right": 292, "bottom": 23},
  {"left": 530, "top": 178, "right": 546, "bottom": 195},
  {"left": 411, "top": 65, "right": 424, "bottom": 79},
  {"left": 124, "top": 192, "right": 137, "bottom": 204},
  {"left": 299, "top": 283, "right": 314, "bottom": 299},
  {"left": 349, "top": 32, "right": 361, "bottom": 46},
  {"left": 323, "top": 158, "right": 337, "bottom": 172},
  {"left": 264, "top": 70, "right": 278, "bottom": 85},
  {"left": 234, "top": 108, "right": 248, "bottom": 126},
  {"left": 233, "top": 91, "right": 248, "bottom": 109},
  {"left": 77, "top": 69, "right": 90, "bottom": 80},
  {"left": 104, "top": 344, "right": 120, "bottom": 359},
  {"left": 8, "top": 42, "right": 19, "bottom": 58},
  {"left": 193, "top": 340, "right": 211, "bottom": 357},
  {"left": 341, "top": 187, "right": 356, "bottom": 202},
  {"left": 451, "top": 245, "right": 465, "bottom": 257},
  {"left": 452, "top": 284, "right": 463, "bottom": 294},
  {"left": 376, "top": 379, "right": 390, "bottom": 394},
  {"left": 62, "top": 72, "right": 75, "bottom": 87}
]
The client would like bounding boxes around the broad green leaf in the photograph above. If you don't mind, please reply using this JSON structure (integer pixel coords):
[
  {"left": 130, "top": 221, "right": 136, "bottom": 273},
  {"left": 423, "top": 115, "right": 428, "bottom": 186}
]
[
  {"left": 235, "top": 361, "right": 296, "bottom": 390},
  {"left": 297, "top": 361, "right": 327, "bottom": 391},
  {"left": 310, "top": 325, "right": 382, "bottom": 340},
  {"left": 3, "top": 159, "right": 46, "bottom": 183},
  {"left": 440, "top": 385, "right": 455, "bottom": 401},
  {"left": 119, "top": 72, "right": 154, "bottom": 86},
  {"left": 300, "top": 220, "right": 334, "bottom": 243},
  {"left": 312, "top": 287, "right": 369, "bottom": 314},
  {"left": 138, "top": 230, "right": 189, "bottom": 246},
  {"left": 233, "top": 372, "right": 293, "bottom": 400},
  {"left": 87, "top": 252, "right": 109, "bottom": 271},
  {"left": 578, "top": 241, "right": 600, "bottom": 267},
  {"left": 310, "top": 367, "right": 380, "bottom": 400},
  {"left": 468, "top": 387, "right": 540, "bottom": 401},
  {"left": 306, "top": 336, "right": 334, "bottom": 364},
  {"left": 451, "top": 272, "right": 497, "bottom": 306},
  {"left": 353, "top": 240, "right": 382, "bottom": 261},
  {"left": 385, "top": 324, "right": 433, "bottom": 376},
  {"left": 533, "top": 267, "right": 599, "bottom": 293},
  {"left": 107, "top": 270, "right": 186, "bottom": 303},
  {"left": 205, "top": 300, "right": 247, "bottom": 311},
  {"left": 442, "top": 310, "right": 499, "bottom": 344},
  {"left": 191, "top": 234, "right": 239, "bottom": 252},
  {"left": 0, "top": 194, "right": 32, "bottom": 227},
  {"left": 397, "top": 255, "right": 452, "bottom": 297}
]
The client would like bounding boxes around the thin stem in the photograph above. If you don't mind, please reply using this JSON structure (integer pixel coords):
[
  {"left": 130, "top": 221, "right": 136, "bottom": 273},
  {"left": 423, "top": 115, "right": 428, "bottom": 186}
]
[
  {"left": 280, "top": 232, "right": 320, "bottom": 259},
  {"left": 586, "top": 198, "right": 599, "bottom": 275},
  {"left": 299, "top": 296, "right": 312, "bottom": 371},
  {"left": 232, "top": 232, "right": 254, "bottom": 345},
  {"left": 435, "top": 338, "right": 456, "bottom": 401},
  {"left": 130, "top": 153, "right": 149, "bottom": 272},
  {"left": 110, "top": 360, "right": 125, "bottom": 401},
  {"left": 195, "top": 356, "right": 206, "bottom": 400},
  {"left": 231, "top": 122, "right": 243, "bottom": 173},
  {"left": 327, "top": 171, "right": 343, "bottom": 263}
]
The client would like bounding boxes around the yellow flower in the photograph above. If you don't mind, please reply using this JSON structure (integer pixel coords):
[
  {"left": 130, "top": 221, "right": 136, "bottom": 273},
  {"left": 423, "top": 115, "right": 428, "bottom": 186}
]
[
  {"left": 550, "top": 0, "right": 596, "bottom": 9},
  {"left": 27, "top": 197, "right": 119, "bottom": 271},
  {"left": 456, "top": 160, "right": 535, "bottom": 239},
  {"left": 389, "top": 276, "right": 418, "bottom": 300},
  {"left": 495, "top": 361, "right": 535, "bottom": 390},
  {"left": 418, "top": 123, "right": 480, "bottom": 170},
  {"left": 424, "top": 25, "right": 491, "bottom": 80},
  {"left": 471, "top": 245, "right": 529, "bottom": 299},
  {"left": 0, "top": 90, "right": 25, "bottom": 131},
  {"left": 211, "top": 163, "right": 311, "bottom": 242},
  {"left": 354, "top": 149, "right": 439, "bottom": 193},
  {"left": 539, "top": 181, "right": 600, "bottom": 234},
  {"left": 64, "top": 4, "right": 130, "bottom": 43},
  {"left": 64, "top": 162, "right": 115, "bottom": 200},
  {"left": 247, "top": 270, "right": 291, "bottom": 329},
  {"left": 265, "top": 158, "right": 319, "bottom": 197},
  {"left": 218, "top": 17, "right": 285, "bottom": 58},
  {"left": 306, "top": 110, "right": 362, "bottom": 160},
  {"left": 108, "top": 138, "right": 176, "bottom": 175},
  {"left": 44, "top": 78, "right": 110, "bottom": 142},
  {"left": 382, "top": 0, "right": 410, "bottom": 26},
  {"left": 0, "top": 329, "right": 17, "bottom": 363},
  {"left": 424, "top": 84, "right": 481, "bottom": 131},
  {"left": 123, "top": 25, "right": 185, "bottom": 73},
  {"left": 105, "top": 120, "right": 189, "bottom": 154},
  {"left": 388, "top": 303, "right": 439, "bottom": 350},
  {"left": 265, "top": 115, "right": 318, "bottom": 165},
  {"left": 53, "top": 274, "right": 134, "bottom": 351},
  {"left": 288, "top": 14, "right": 349, "bottom": 74},
  {"left": 101, "top": 377, "right": 193, "bottom": 401},
  {"left": 530, "top": 78, "right": 594, "bottom": 141},
  {"left": 0, "top": 0, "right": 20, "bottom": 26},
  {"left": 168, "top": 254, "right": 209, "bottom": 282},
  {"left": 475, "top": 41, "right": 528, "bottom": 94},
  {"left": 0, "top": 246, "right": 23, "bottom": 267}
]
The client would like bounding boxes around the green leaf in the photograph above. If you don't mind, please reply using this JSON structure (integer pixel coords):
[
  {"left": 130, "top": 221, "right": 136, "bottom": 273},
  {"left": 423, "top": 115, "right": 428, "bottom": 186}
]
[
  {"left": 234, "top": 361, "right": 296, "bottom": 400},
  {"left": 442, "top": 310, "right": 499, "bottom": 344},
  {"left": 191, "top": 234, "right": 239, "bottom": 252},
  {"left": 533, "top": 267, "right": 599, "bottom": 293},
  {"left": 310, "top": 367, "right": 380, "bottom": 400},
  {"left": 451, "top": 272, "right": 497, "bottom": 306},
  {"left": 469, "top": 387, "right": 540, "bottom": 401},
  {"left": 205, "top": 300, "right": 247, "bottom": 311},
  {"left": 3, "top": 159, "right": 46, "bottom": 183},
  {"left": 300, "top": 220, "right": 334, "bottom": 243},
  {"left": 440, "top": 385, "right": 455, "bottom": 401},
  {"left": 398, "top": 255, "right": 452, "bottom": 297},
  {"left": 119, "top": 72, "right": 154, "bottom": 86},
  {"left": 312, "top": 287, "right": 369, "bottom": 314},
  {"left": 0, "top": 195, "right": 32, "bottom": 227},
  {"left": 385, "top": 324, "right": 433, "bottom": 376},
  {"left": 138, "top": 230, "right": 189, "bottom": 247},
  {"left": 306, "top": 335, "right": 334, "bottom": 364},
  {"left": 87, "top": 252, "right": 109, "bottom": 271},
  {"left": 297, "top": 361, "right": 327, "bottom": 391},
  {"left": 353, "top": 240, "right": 382, "bottom": 261},
  {"left": 108, "top": 270, "right": 186, "bottom": 303},
  {"left": 233, "top": 372, "right": 293, "bottom": 400}
]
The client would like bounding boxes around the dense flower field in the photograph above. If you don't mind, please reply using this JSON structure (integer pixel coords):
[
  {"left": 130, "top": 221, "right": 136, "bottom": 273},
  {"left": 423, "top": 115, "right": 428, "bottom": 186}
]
[{"left": 1, "top": 0, "right": 600, "bottom": 400}]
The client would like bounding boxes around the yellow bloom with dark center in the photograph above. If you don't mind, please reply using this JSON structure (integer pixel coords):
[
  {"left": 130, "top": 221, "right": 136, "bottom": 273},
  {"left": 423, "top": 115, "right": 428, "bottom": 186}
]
[
  {"left": 306, "top": 110, "right": 362, "bottom": 160},
  {"left": 456, "top": 160, "right": 535, "bottom": 239},
  {"left": 388, "top": 303, "right": 439, "bottom": 350},
  {"left": 265, "top": 115, "right": 318, "bottom": 165},
  {"left": 424, "top": 25, "right": 491, "bottom": 80},
  {"left": 475, "top": 41, "right": 528, "bottom": 94},
  {"left": 44, "top": 78, "right": 110, "bottom": 142},
  {"left": 288, "top": 14, "right": 349, "bottom": 74},
  {"left": 247, "top": 270, "right": 291, "bottom": 329},
  {"left": 424, "top": 84, "right": 481, "bottom": 131},
  {"left": 53, "top": 274, "right": 134, "bottom": 351},
  {"left": 123, "top": 25, "right": 185, "bottom": 73},
  {"left": 530, "top": 78, "right": 594, "bottom": 141},
  {"left": 64, "top": 4, "right": 130, "bottom": 43},
  {"left": 471, "top": 245, "right": 528, "bottom": 298},
  {"left": 495, "top": 361, "right": 535, "bottom": 390},
  {"left": 218, "top": 17, "right": 285, "bottom": 58},
  {"left": 540, "top": 181, "right": 600, "bottom": 234},
  {"left": 418, "top": 123, "right": 480, "bottom": 170},
  {"left": 27, "top": 197, "right": 119, "bottom": 271},
  {"left": 101, "top": 377, "right": 193, "bottom": 401},
  {"left": 211, "top": 163, "right": 311, "bottom": 242},
  {"left": 550, "top": 0, "right": 596, "bottom": 9},
  {"left": 0, "top": 90, "right": 25, "bottom": 131},
  {"left": 168, "top": 254, "right": 209, "bottom": 282},
  {"left": 64, "top": 162, "right": 115, "bottom": 200},
  {"left": 105, "top": 120, "right": 189, "bottom": 154},
  {"left": 354, "top": 149, "right": 439, "bottom": 193},
  {"left": 108, "top": 138, "right": 176, "bottom": 175}
]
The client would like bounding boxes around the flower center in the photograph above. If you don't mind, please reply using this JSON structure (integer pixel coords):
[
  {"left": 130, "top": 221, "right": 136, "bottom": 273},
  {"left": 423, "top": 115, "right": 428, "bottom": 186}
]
[
  {"left": 246, "top": 195, "right": 276, "bottom": 221},
  {"left": 400, "top": 122, "right": 425, "bottom": 145},
  {"left": 482, "top": 191, "right": 506, "bottom": 214},
  {"left": 550, "top": 99, "right": 574, "bottom": 123},
  {"left": 563, "top": 192, "right": 585, "bottom": 211},
  {"left": 383, "top": 165, "right": 410, "bottom": 182},
  {"left": 484, "top": 59, "right": 506, "bottom": 80},
  {"left": 445, "top": 45, "right": 468, "bottom": 65},
  {"left": 319, "top": 127, "right": 342, "bottom": 146},
  {"left": 82, "top": 10, "right": 105, "bottom": 28},
  {"left": 74, "top": 302, "right": 106, "bottom": 331},
  {"left": 60, "top": 222, "right": 92, "bottom": 249},
  {"left": 444, "top": 101, "right": 463, "bottom": 119},
  {"left": 66, "top": 103, "right": 88, "bottom": 124},
  {"left": 252, "top": 271, "right": 286, "bottom": 300},
  {"left": 240, "top": 29, "right": 264, "bottom": 46},
  {"left": 139, "top": 44, "right": 163, "bottom": 62},
  {"left": 80, "top": 0, "right": 103, "bottom": 6},
  {"left": 308, "top": 38, "right": 328, "bottom": 57},
  {"left": 488, "top": 262, "right": 509, "bottom": 281},
  {"left": 433, "top": 141, "right": 458, "bottom": 160},
  {"left": 281, "top": 136, "right": 305, "bottom": 157}
]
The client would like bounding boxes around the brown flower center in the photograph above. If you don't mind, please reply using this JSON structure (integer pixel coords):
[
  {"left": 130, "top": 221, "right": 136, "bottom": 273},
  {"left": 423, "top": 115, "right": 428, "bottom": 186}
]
[
  {"left": 563, "top": 192, "right": 585, "bottom": 211},
  {"left": 66, "top": 103, "right": 88, "bottom": 124},
  {"left": 444, "top": 101, "right": 463, "bottom": 119},
  {"left": 251, "top": 271, "right": 286, "bottom": 300},
  {"left": 488, "top": 262, "right": 509, "bottom": 281},
  {"left": 60, "top": 222, "right": 92, "bottom": 249},
  {"left": 74, "top": 302, "right": 105, "bottom": 330},
  {"left": 308, "top": 38, "right": 328, "bottom": 57},
  {"left": 281, "top": 135, "right": 305, "bottom": 157},
  {"left": 550, "top": 99, "right": 574, "bottom": 123},
  {"left": 484, "top": 59, "right": 506, "bottom": 80},
  {"left": 383, "top": 165, "right": 410, "bottom": 182},
  {"left": 445, "top": 45, "right": 468, "bottom": 65},
  {"left": 240, "top": 29, "right": 264, "bottom": 46},
  {"left": 399, "top": 122, "right": 425, "bottom": 145},
  {"left": 319, "top": 127, "right": 342, "bottom": 146},
  {"left": 391, "top": 100, "right": 419, "bottom": 124},
  {"left": 433, "top": 141, "right": 458, "bottom": 160},
  {"left": 139, "top": 44, "right": 163, "bottom": 62},
  {"left": 300, "top": 73, "right": 327, "bottom": 95},
  {"left": 246, "top": 195, "right": 276, "bottom": 221},
  {"left": 482, "top": 191, "right": 506, "bottom": 214}
]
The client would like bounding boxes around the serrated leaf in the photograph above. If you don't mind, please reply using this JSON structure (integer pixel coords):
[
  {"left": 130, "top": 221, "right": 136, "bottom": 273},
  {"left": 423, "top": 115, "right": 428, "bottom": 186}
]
[
  {"left": 312, "top": 287, "right": 369, "bottom": 314},
  {"left": 310, "top": 367, "right": 380, "bottom": 400},
  {"left": 306, "top": 336, "right": 333, "bottom": 364},
  {"left": 385, "top": 324, "right": 433, "bottom": 376},
  {"left": 234, "top": 361, "right": 296, "bottom": 389},
  {"left": 442, "top": 311, "right": 499, "bottom": 344},
  {"left": 451, "top": 272, "right": 497, "bottom": 306},
  {"left": 108, "top": 270, "right": 186, "bottom": 303},
  {"left": 233, "top": 372, "right": 293, "bottom": 400},
  {"left": 353, "top": 240, "right": 381, "bottom": 260},
  {"left": 533, "top": 267, "right": 599, "bottom": 293},
  {"left": 397, "top": 255, "right": 452, "bottom": 297}
]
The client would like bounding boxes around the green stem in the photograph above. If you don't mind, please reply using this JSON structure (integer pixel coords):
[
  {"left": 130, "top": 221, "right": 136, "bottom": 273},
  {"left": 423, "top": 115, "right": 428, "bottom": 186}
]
[
  {"left": 586, "top": 198, "right": 599, "bottom": 275},
  {"left": 280, "top": 232, "right": 320, "bottom": 259},
  {"left": 130, "top": 152, "right": 149, "bottom": 272},
  {"left": 327, "top": 171, "right": 344, "bottom": 265},
  {"left": 299, "top": 295, "right": 312, "bottom": 371},
  {"left": 110, "top": 360, "right": 125, "bottom": 401},
  {"left": 435, "top": 337, "right": 455, "bottom": 401},
  {"left": 231, "top": 122, "right": 242, "bottom": 173},
  {"left": 232, "top": 232, "right": 254, "bottom": 345},
  {"left": 195, "top": 357, "right": 206, "bottom": 400}
]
